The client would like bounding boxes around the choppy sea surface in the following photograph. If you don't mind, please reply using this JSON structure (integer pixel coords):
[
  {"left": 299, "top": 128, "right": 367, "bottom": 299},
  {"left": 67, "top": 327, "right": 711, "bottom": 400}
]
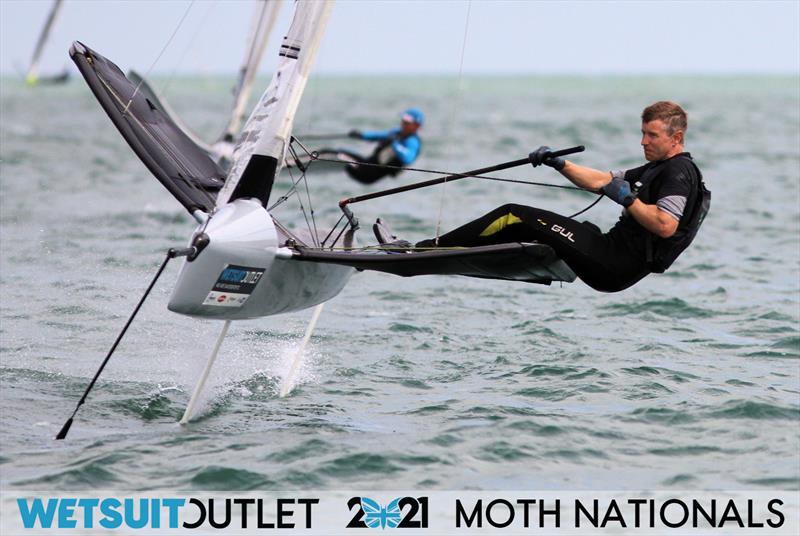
[{"left": 1, "top": 75, "right": 798, "bottom": 494}]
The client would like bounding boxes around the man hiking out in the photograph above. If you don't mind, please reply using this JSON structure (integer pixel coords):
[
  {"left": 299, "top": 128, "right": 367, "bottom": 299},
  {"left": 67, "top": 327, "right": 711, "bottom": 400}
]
[
  {"left": 321, "top": 108, "right": 423, "bottom": 184},
  {"left": 376, "top": 101, "right": 710, "bottom": 292}
]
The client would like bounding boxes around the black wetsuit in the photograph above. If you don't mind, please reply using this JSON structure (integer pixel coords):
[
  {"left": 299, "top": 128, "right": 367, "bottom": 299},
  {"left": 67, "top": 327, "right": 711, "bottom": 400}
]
[
  {"left": 417, "top": 153, "right": 702, "bottom": 292},
  {"left": 338, "top": 147, "right": 398, "bottom": 184},
  {"left": 336, "top": 131, "right": 421, "bottom": 184}
]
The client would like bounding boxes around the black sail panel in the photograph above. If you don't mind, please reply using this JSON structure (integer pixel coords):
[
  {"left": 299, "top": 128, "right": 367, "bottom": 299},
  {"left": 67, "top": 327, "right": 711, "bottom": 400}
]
[{"left": 70, "top": 41, "right": 224, "bottom": 214}]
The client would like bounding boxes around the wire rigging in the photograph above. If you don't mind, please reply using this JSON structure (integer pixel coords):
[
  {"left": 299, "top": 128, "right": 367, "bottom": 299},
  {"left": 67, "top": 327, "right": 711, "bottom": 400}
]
[
  {"left": 290, "top": 139, "right": 588, "bottom": 191},
  {"left": 124, "top": 0, "right": 196, "bottom": 114},
  {"left": 435, "top": 0, "right": 472, "bottom": 245},
  {"left": 289, "top": 141, "right": 320, "bottom": 247},
  {"left": 159, "top": 0, "right": 218, "bottom": 99},
  {"left": 287, "top": 139, "right": 603, "bottom": 250},
  {"left": 283, "top": 165, "right": 318, "bottom": 248}
]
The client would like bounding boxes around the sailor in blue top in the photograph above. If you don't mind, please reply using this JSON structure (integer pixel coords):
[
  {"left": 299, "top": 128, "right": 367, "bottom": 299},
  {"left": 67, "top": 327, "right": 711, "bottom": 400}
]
[{"left": 333, "top": 108, "right": 423, "bottom": 184}]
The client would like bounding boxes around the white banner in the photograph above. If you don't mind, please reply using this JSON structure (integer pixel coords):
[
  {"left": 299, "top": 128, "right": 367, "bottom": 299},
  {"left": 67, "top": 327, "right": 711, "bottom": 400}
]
[{"left": 2, "top": 490, "right": 798, "bottom": 535}]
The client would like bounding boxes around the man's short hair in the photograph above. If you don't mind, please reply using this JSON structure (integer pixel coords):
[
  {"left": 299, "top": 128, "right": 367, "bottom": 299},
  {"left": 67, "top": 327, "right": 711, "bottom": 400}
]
[{"left": 641, "top": 101, "right": 687, "bottom": 135}]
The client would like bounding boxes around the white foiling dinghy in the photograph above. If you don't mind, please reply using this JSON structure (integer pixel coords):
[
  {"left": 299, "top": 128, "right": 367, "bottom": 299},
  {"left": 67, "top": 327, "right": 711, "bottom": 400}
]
[{"left": 61, "top": 0, "right": 576, "bottom": 436}]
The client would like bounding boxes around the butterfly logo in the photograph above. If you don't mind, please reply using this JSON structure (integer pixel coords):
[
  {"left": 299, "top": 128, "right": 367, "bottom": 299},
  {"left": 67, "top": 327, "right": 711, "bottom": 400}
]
[{"left": 360, "top": 497, "right": 401, "bottom": 529}]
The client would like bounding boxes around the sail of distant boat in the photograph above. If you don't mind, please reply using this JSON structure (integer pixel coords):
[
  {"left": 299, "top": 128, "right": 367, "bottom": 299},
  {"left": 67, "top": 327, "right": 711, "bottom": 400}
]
[
  {"left": 127, "top": 0, "right": 282, "bottom": 164},
  {"left": 26, "top": 0, "right": 69, "bottom": 86},
  {"left": 218, "top": 0, "right": 283, "bottom": 146}
]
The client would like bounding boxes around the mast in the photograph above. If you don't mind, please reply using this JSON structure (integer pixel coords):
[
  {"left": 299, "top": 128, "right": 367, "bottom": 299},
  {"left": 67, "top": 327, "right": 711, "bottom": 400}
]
[
  {"left": 216, "top": 0, "right": 334, "bottom": 208},
  {"left": 219, "top": 0, "right": 283, "bottom": 143},
  {"left": 26, "top": 0, "right": 64, "bottom": 85}
]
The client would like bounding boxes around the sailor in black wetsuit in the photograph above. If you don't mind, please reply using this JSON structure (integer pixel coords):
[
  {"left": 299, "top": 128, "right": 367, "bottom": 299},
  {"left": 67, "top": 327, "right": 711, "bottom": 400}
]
[
  {"left": 411, "top": 101, "right": 710, "bottom": 292},
  {"left": 326, "top": 108, "right": 423, "bottom": 184}
]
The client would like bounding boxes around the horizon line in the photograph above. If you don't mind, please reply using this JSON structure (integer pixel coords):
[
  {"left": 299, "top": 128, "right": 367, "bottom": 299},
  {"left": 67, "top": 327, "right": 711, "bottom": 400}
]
[{"left": 2, "top": 70, "right": 799, "bottom": 78}]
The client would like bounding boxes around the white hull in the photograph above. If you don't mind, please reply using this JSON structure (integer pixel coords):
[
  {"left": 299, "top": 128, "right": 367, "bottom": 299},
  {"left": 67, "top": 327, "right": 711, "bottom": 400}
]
[{"left": 168, "top": 199, "right": 354, "bottom": 320}]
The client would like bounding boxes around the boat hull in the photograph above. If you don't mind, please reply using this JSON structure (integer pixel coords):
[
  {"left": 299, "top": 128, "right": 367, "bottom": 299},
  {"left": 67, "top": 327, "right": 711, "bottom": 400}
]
[{"left": 168, "top": 199, "right": 354, "bottom": 320}]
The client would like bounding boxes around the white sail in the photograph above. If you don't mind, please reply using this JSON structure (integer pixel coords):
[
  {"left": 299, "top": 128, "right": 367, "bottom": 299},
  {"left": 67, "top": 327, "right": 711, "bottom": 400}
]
[
  {"left": 219, "top": 0, "right": 283, "bottom": 143},
  {"left": 26, "top": 0, "right": 64, "bottom": 85},
  {"left": 217, "top": 0, "right": 334, "bottom": 208}
]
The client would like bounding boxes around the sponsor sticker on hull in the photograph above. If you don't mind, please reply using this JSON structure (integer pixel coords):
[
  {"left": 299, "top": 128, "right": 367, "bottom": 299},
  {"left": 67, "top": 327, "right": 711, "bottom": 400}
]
[{"left": 204, "top": 265, "right": 265, "bottom": 308}]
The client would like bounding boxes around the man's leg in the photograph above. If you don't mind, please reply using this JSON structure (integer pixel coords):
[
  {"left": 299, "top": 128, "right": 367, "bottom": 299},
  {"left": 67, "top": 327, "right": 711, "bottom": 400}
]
[
  {"left": 345, "top": 165, "right": 390, "bottom": 184},
  {"left": 419, "top": 203, "right": 608, "bottom": 269},
  {"left": 416, "top": 203, "right": 649, "bottom": 291},
  {"left": 344, "top": 159, "right": 392, "bottom": 184},
  {"left": 319, "top": 150, "right": 389, "bottom": 184},
  {"left": 420, "top": 204, "right": 597, "bottom": 248},
  {"left": 325, "top": 149, "right": 366, "bottom": 163}
]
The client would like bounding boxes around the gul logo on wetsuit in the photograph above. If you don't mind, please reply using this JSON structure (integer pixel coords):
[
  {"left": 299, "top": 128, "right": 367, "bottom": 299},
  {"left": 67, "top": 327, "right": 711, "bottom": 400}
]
[
  {"left": 204, "top": 264, "right": 265, "bottom": 308},
  {"left": 537, "top": 218, "right": 576, "bottom": 243},
  {"left": 550, "top": 224, "right": 576, "bottom": 243}
]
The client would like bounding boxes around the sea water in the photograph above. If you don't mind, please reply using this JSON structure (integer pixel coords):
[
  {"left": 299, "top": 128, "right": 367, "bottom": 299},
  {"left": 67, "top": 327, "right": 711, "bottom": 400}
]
[{"left": 0, "top": 75, "right": 798, "bottom": 494}]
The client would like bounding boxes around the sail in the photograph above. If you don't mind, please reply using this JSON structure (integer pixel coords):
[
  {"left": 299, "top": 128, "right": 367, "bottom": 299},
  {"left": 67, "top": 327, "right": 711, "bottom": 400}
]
[
  {"left": 126, "top": 69, "right": 218, "bottom": 158},
  {"left": 219, "top": 0, "right": 283, "bottom": 143},
  {"left": 217, "top": 0, "right": 334, "bottom": 208},
  {"left": 26, "top": 0, "right": 64, "bottom": 85},
  {"left": 70, "top": 42, "right": 226, "bottom": 215}
]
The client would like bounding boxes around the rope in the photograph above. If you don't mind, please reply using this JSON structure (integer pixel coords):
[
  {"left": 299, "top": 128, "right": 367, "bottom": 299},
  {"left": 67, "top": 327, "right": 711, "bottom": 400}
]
[
  {"left": 284, "top": 165, "right": 317, "bottom": 248},
  {"left": 298, "top": 158, "right": 320, "bottom": 247},
  {"left": 124, "top": 0, "right": 196, "bottom": 114},
  {"left": 568, "top": 194, "right": 604, "bottom": 219},
  {"left": 289, "top": 137, "right": 605, "bottom": 232},
  {"left": 160, "top": 0, "right": 217, "bottom": 99},
  {"left": 435, "top": 0, "right": 472, "bottom": 245},
  {"left": 95, "top": 71, "right": 217, "bottom": 210},
  {"left": 309, "top": 153, "right": 585, "bottom": 191},
  {"left": 320, "top": 212, "right": 347, "bottom": 248},
  {"left": 283, "top": 138, "right": 355, "bottom": 249}
]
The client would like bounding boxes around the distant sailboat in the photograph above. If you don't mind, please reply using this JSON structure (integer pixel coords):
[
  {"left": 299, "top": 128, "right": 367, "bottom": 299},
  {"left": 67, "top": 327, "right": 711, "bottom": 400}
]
[{"left": 25, "top": 0, "right": 70, "bottom": 86}]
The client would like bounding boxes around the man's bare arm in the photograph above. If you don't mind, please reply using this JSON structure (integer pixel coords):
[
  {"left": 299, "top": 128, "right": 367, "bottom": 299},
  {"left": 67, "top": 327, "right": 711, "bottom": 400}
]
[
  {"left": 557, "top": 161, "right": 613, "bottom": 191},
  {"left": 557, "top": 159, "right": 678, "bottom": 238},
  {"left": 626, "top": 200, "right": 679, "bottom": 238}
]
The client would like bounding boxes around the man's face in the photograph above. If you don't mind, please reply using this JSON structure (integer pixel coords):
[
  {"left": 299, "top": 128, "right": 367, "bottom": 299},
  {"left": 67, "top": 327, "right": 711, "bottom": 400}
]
[
  {"left": 640, "top": 119, "right": 680, "bottom": 161},
  {"left": 400, "top": 120, "right": 419, "bottom": 135}
]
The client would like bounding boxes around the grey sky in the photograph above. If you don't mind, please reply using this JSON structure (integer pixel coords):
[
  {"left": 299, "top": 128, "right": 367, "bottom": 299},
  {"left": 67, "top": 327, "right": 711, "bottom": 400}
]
[{"left": 1, "top": 0, "right": 798, "bottom": 76}]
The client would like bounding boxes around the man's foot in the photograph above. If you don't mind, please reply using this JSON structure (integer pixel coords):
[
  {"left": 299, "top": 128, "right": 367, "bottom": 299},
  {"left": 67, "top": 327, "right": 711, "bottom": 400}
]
[
  {"left": 377, "top": 239, "right": 414, "bottom": 252},
  {"left": 415, "top": 238, "right": 437, "bottom": 249},
  {"left": 373, "top": 218, "right": 413, "bottom": 252},
  {"left": 373, "top": 218, "right": 398, "bottom": 244}
]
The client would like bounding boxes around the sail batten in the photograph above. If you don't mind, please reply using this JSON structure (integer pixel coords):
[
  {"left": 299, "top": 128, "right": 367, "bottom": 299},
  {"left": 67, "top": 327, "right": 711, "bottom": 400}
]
[{"left": 218, "top": 0, "right": 334, "bottom": 208}]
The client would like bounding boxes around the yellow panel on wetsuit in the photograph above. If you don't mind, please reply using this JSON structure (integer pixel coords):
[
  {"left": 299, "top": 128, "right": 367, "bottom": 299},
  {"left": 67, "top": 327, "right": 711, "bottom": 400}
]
[{"left": 479, "top": 212, "right": 522, "bottom": 237}]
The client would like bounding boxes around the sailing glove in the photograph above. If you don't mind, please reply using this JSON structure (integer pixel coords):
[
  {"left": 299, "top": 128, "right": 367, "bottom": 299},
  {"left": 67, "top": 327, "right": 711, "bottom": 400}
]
[
  {"left": 528, "top": 145, "right": 566, "bottom": 171},
  {"left": 348, "top": 129, "right": 362, "bottom": 139},
  {"left": 602, "top": 176, "right": 635, "bottom": 207}
]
